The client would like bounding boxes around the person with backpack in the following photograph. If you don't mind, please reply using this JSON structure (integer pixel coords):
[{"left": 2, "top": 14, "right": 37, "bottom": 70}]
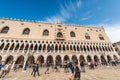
[{"left": 74, "top": 64, "right": 81, "bottom": 80}]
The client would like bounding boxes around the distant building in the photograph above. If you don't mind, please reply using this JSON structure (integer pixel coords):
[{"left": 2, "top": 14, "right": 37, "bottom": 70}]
[
  {"left": 0, "top": 18, "right": 119, "bottom": 69},
  {"left": 113, "top": 41, "right": 120, "bottom": 56}
]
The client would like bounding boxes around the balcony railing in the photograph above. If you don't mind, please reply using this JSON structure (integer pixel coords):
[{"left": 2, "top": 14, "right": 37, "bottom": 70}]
[{"left": 0, "top": 50, "right": 110, "bottom": 55}]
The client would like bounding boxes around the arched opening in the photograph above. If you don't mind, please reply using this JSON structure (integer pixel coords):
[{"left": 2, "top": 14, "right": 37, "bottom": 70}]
[
  {"left": 93, "top": 46, "right": 96, "bottom": 52},
  {"left": 5, "top": 55, "right": 14, "bottom": 64},
  {"left": 55, "top": 44, "right": 58, "bottom": 52},
  {"left": 22, "top": 28, "right": 30, "bottom": 35},
  {"left": 87, "top": 45, "right": 90, "bottom": 51},
  {"left": 0, "top": 43, "right": 5, "bottom": 50},
  {"left": 73, "top": 45, "right": 76, "bottom": 51},
  {"left": 100, "top": 55, "right": 107, "bottom": 65},
  {"left": 43, "top": 29, "right": 49, "bottom": 36},
  {"left": 30, "top": 44, "right": 33, "bottom": 50},
  {"left": 63, "top": 45, "right": 65, "bottom": 51},
  {"left": 37, "top": 55, "right": 44, "bottom": 64},
  {"left": 47, "top": 44, "right": 51, "bottom": 52},
  {"left": 94, "top": 55, "right": 99, "bottom": 63},
  {"left": 66, "top": 45, "right": 69, "bottom": 51},
  {"left": 79, "top": 55, "right": 85, "bottom": 62},
  {"left": 87, "top": 55, "right": 92, "bottom": 62},
  {"left": 0, "top": 26, "right": 9, "bottom": 33},
  {"left": 70, "top": 45, "right": 72, "bottom": 50},
  {"left": 15, "top": 55, "right": 24, "bottom": 66},
  {"left": 113, "top": 55, "right": 118, "bottom": 61},
  {"left": 25, "top": 44, "right": 29, "bottom": 50},
  {"left": 27, "top": 55, "right": 35, "bottom": 64},
  {"left": 64, "top": 55, "right": 70, "bottom": 61},
  {"left": 38, "top": 44, "right": 42, "bottom": 51},
  {"left": 80, "top": 45, "right": 83, "bottom": 51},
  {"left": 59, "top": 45, "right": 61, "bottom": 51},
  {"left": 46, "top": 55, "right": 53, "bottom": 63},
  {"left": 70, "top": 31, "right": 76, "bottom": 37},
  {"left": 102, "top": 46, "right": 106, "bottom": 51},
  {"left": 43, "top": 44, "right": 46, "bottom": 51},
  {"left": 9, "top": 43, "right": 15, "bottom": 50},
  {"left": 99, "top": 46, "right": 102, "bottom": 51},
  {"left": 15, "top": 43, "right": 20, "bottom": 50},
  {"left": 4, "top": 43, "right": 10, "bottom": 50},
  {"left": 55, "top": 55, "right": 61, "bottom": 65},
  {"left": 72, "top": 55, "right": 78, "bottom": 63},
  {"left": 90, "top": 45, "right": 93, "bottom": 51},
  {"left": 34, "top": 44, "right": 38, "bottom": 52},
  {"left": 77, "top": 45, "right": 79, "bottom": 51},
  {"left": 107, "top": 55, "right": 112, "bottom": 63},
  {"left": 83, "top": 45, "right": 86, "bottom": 52},
  {"left": 20, "top": 44, "right": 24, "bottom": 50},
  {"left": 0, "top": 56, "right": 2, "bottom": 63},
  {"left": 57, "top": 32, "right": 63, "bottom": 37},
  {"left": 96, "top": 46, "right": 99, "bottom": 52}
]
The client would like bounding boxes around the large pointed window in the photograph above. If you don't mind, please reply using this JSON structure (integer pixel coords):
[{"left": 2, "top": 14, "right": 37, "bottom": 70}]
[
  {"left": 22, "top": 28, "right": 30, "bottom": 35},
  {"left": 85, "top": 33, "right": 90, "bottom": 40},
  {"left": 70, "top": 31, "right": 76, "bottom": 37},
  {"left": 57, "top": 32, "right": 63, "bottom": 37},
  {"left": 99, "top": 34, "right": 104, "bottom": 40},
  {"left": 43, "top": 29, "right": 49, "bottom": 36},
  {"left": 0, "top": 26, "right": 9, "bottom": 33}
]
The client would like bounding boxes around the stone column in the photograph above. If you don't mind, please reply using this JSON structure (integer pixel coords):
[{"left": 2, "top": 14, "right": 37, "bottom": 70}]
[
  {"left": 11, "top": 60, "right": 16, "bottom": 69},
  {"left": 22, "top": 56, "right": 28, "bottom": 71}
]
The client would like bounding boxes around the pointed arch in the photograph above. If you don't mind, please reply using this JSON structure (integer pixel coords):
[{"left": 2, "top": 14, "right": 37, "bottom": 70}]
[
  {"left": 5, "top": 55, "right": 14, "bottom": 64},
  {"left": 79, "top": 55, "right": 85, "bottom": 62},
  {"left": 30, "top": 44, "right": 33, "bottom": 50},
  {"left": 15, "top": 55, "right": 24, "bottom": 65},
  {"left": 87, "top": 55, "right": 92, "bottom": 62},
  {"left": 38, "top": 44, "right": 42, "bottom": 51},
  {"left": 28, "top": 55, "right": 35, "bottom": 64},
  {"left": 37, "top": 55, "right": 44, "bottom": 63},
  {"left": 0, "top": 43, "right": 5, "bottom": 50},
  {"left": 25, "top": 44, "right": 29, "bottom": 50},
  {"left": 4, "top": 43, "right": 10, "bottom": 50},
  {"left": 0, "top": 26, "right": 9, "bottom": 33},
  {"left": 46, "top": 55, "right": 53, "bottom": 63},
  {"left": 64, "top": 55, "right": 70, "bottom": 61},
  {"left": 22, "top": 28, "right": 30, "bottom": 35},
  {"left": 70, "top": 31, "right": 76, "bottom": 37},
  {"left": 9, "top": 43, "right": 15, "bottom": 50},
  {"left": 43, "top": 29, "right": 49, "bottom": 36},
  {"left": 85, "top": 33, "right": 90, "bottom": 39},
  {"left": 15, "top": 43, "right": 20, "bottom": 50},
  {"left": 20, "top": 44, "right": 24, "bottom": 50},
  {"left": 34, "top": 44, "right": 38, "bottom": 51}
]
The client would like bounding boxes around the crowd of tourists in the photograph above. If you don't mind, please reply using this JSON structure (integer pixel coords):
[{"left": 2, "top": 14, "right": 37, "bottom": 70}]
[{"left": 0, "top": 59, "right": 120, "bottom": 80}]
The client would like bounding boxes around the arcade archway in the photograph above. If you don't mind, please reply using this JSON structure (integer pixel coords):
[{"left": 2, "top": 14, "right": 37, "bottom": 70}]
[
  {"left": 5, "top": 55, "right": 14, "bottom": 64},
  {"left": 79, "top": 55, "right": 85, "bottom": 62},
  {"left": 46, "top": 55, "right": 53, "bottom": 63},
  {"left": 64, "top": 55, "right": 70, "bottom": 61},
  {"left": 37, "top": 55, "right": 44, "bottom": 64},
  {"left": 87, "top": 55, "right": 92, "bottom": 62}
]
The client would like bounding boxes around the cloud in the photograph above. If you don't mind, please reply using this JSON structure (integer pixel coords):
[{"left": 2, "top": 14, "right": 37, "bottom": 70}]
[
  {"left": 99, "top": 23, "right": 120, "bottom": 43},
  {"left": 44, "top": 0, "right": 82, "bottom": 23},
  {"left": 80, "top": 15, "right": 92, "bottom": 21}
]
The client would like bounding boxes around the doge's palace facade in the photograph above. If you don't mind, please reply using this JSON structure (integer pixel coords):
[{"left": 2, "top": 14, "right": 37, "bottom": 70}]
[{"left": 0, "top": 18, "right": 119, "bottom": 69}]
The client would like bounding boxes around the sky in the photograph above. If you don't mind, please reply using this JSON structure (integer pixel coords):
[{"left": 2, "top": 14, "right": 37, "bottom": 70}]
[{"left": 0, "top": 0, "right": 120, "bottom": 43}]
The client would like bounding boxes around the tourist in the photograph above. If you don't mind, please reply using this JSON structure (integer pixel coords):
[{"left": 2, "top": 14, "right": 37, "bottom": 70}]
[
  {"left": 33, "top": 63, "right": 40, "bottom": 77},
  {"left": 0, "top": 62, "right": 3, "bottom": 71},
  {"left": 64, "top": 61, "right": 69, "bottom": 73},
  {"left": 90, "top": 62, "right": 94, "bottom": 69},
  {"left": 74, "top": 64, "right": 81, "bottom": 80},
  {"left": 31, "top": 63, "right": 36, "bottom": 76},
  {"left": 80, "top": 61, "right": 86, "bottom": 72},
  {"left": 45, "top": 61, "right": 50, "bottom": 74},
  {"left": 69, "top": 61, "right": 75, "bottom": 80},
  {"left": 0, "top": 62, "right": 12, "bottom": 78}
]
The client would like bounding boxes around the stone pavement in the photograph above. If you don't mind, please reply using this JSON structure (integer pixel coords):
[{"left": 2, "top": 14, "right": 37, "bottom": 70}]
[{"left": 0, "top": 65, "right": 120, "bottom": 80}]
